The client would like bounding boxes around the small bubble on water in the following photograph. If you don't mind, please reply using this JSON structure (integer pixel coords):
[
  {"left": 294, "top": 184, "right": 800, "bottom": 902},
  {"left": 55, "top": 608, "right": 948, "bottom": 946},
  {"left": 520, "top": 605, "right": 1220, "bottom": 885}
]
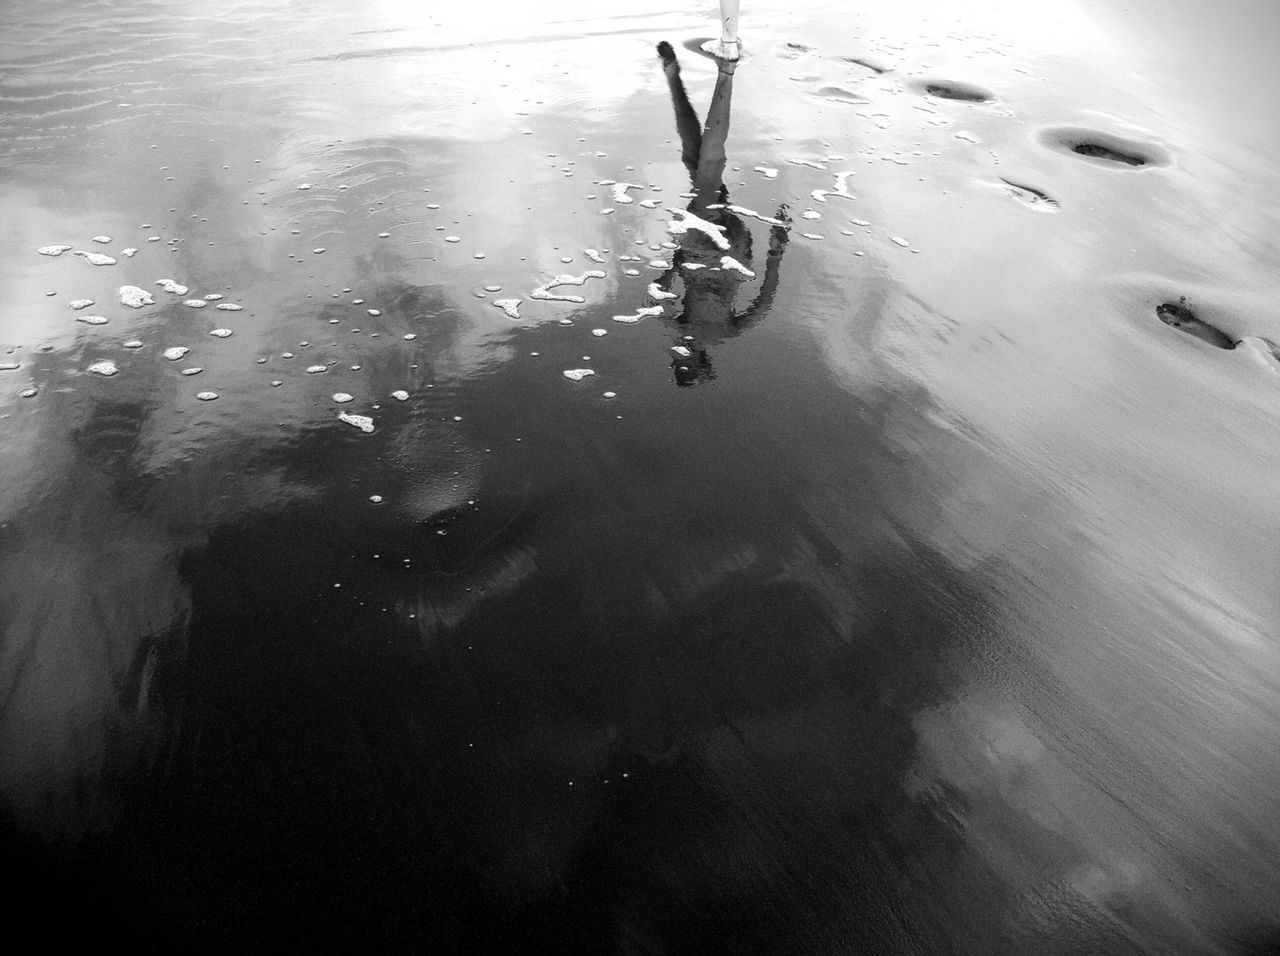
[
  {"left": 123, "top": 340, "right": 143, "bottom": 349},
  {"left": 181, "top": 367, "right": 203, "bottom": 376},
  {"left": 195, "top": 391, "right": 218, "bottom": 401},
  {"left": 19, "top": 387, "right": 38, "bottom": 398},
  {"left": 209, "top": 328, "right": 233, "bottom": 338}
]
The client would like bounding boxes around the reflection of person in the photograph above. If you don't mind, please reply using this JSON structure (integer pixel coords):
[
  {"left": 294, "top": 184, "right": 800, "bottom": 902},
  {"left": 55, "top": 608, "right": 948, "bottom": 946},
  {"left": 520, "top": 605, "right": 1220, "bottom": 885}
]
[
  {"left": 654, "top": 41, "right": 789, "bottom": 386},
  {"left": 700, "top": 0, "right": 741, "bottom": 62}
]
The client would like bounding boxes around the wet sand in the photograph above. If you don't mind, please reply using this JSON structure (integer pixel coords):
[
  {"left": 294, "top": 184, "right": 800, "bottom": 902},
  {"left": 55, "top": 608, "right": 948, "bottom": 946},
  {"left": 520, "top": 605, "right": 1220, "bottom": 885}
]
[{"left": 2, "top": 0, "right": 1280, "bottom": 951}]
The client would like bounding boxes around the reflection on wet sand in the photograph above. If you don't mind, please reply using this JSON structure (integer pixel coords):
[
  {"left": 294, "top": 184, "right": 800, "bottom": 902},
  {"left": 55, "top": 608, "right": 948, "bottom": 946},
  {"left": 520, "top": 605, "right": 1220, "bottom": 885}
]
[{"left": 653, "top": 41, "right": 790, "bottom": 385}]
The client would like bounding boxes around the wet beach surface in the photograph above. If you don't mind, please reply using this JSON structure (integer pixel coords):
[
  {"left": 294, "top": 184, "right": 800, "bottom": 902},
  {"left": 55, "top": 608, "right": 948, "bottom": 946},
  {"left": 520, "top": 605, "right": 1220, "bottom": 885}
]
[{"left": 3, "top": 0, "right": 1280, "bottom": 951}]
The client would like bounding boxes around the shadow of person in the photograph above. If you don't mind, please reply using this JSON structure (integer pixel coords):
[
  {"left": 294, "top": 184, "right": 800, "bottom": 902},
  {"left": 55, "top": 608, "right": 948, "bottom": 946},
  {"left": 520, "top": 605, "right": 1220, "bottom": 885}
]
[{"left": 654, "top": 41, "right": 790, "bottom": 386}]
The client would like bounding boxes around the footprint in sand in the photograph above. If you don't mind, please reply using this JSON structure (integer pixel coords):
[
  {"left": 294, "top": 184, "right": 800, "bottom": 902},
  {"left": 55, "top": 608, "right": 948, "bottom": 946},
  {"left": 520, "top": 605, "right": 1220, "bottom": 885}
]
[
  {"left": 838, "top": 55, "right": 890, "bottom": 76},
  {"left": 911, "top": 78, "right": 997, "bottom": 103},
  {"left": 1155, "top": 298, "right": 1234, "bottom": 350},
  {"left": 998, "top": 178, "right": 1060, "bottom": 211},
  {"left": 1039, "top": 126, "right": 1170, "bottom": 168}
]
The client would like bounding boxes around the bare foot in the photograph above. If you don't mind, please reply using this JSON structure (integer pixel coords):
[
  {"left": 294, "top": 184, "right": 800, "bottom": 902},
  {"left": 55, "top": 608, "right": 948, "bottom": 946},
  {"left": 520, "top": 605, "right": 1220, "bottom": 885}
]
[{"left": 700, "top": 38, "right": 741, "bottom": 62}]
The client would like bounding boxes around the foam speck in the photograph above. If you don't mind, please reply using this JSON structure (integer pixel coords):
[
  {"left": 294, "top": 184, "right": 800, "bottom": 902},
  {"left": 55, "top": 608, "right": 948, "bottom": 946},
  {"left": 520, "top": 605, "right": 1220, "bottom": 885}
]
[
  {"left": 444, "top": 236, "right": 461, "bottom": 243},
  {"left": 123, "top": 340, "right": 143, "bottom": 349},
  {"left": 753, "top": 166, "right": 780, "bottom": 178},
  {"left": 37, "top": 245, "right": 73, "bottom": 257},
  {"left": 493, "top": 299, "right": 522, "bottom": 318},
  {"left": 339, "top": 412, "right": 374, "bottom": 433},
  {"left": 183, "top": 299, "right": 207, "bottom": 308},
  {"left": 306, "top": 365, "right": 327, "bottom": 373},
  {"left": 195, "top": 391, "right": 218, "bottom": 401},
  {"left": 562, "top": 368, "right": 595, "bottom": 381},
  {"left": 180, "top": 367, "right": 203, "bottom": 375},
  {"left": 119, "top": 285, "right": 154, "bottom": 308},
  {"left": 209, "top": 328, "right": 233, "bottom": 338},
  {"left": 87, "top": 360, "right": 119, "bottom": 376},
  {"left": 69, "top": 299, "right": 94, "bottom": 310},
  {"left": 591, "top": 328, "right": 607, "bottom": 337},
  {"left": 91, "top": 236, "right": 111, "bottom": 244},
  {"left": 122, "top": 248, "right": 138, "bottom": 257},
  {"left": 726, "top": 205, "right": 789, "bottom": 227},
  {"left": 611, "top": 315, "right": 640, "bottom": 324},
  {"left": 163, "top": 347, "right": 189, "bottom": 361},
  {"left": 647, "top": 283, "right": 676, "bottom": 301},
  {"left": 671, "top": 345, "right": 692, "bottom": 358},
  {"left": 156, "top": 279, "right": 189, "bottom": 295},
  {"left": 20, "top": 387, "right": 38, "bottom": 398},
  {"left": 391, "top": 390, "right": 409, "bottom": 401},
  {"left": 635, "top": 305, "right": 663, "bottom": 317},
  {"left": 0, "top": 362, "right": 20, "bottom": 371},
  {"left": 215, "top": 303, "right": 242, "bottom": 311},
  {"left": 74, "top": 251, "right": 117, "bottom": 266},
  {"left": 77, "top": 314, "right": 109, "bottom": 325},
  {"left": 403, "top": 333, "right": 417, "bottom": 341},
  {"left": 584, "top": 249, "right": 605, "bottom": 263},
  {"left": 204, "top": 293, "right": 223, "bottom": 300},
  {"left": 890, "top": 236, "right": 911, "bottom": 248}
]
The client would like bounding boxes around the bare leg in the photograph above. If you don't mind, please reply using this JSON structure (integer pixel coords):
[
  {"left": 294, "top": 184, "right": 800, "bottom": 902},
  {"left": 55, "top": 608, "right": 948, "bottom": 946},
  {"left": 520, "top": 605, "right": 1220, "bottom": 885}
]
[{"left": 700, "top": 0, "right": 742, "bottom": 61}]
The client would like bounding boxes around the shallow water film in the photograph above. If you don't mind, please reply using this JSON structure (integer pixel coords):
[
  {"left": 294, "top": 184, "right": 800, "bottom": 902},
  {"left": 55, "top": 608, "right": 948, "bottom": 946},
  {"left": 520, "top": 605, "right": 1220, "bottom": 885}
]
[{"left": 4, "top": 0, "right": 1280, "bottom": 950}]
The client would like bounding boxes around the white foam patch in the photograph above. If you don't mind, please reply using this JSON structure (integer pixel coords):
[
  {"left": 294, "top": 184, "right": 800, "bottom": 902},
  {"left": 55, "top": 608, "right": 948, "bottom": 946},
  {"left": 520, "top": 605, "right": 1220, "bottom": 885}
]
[
  {"left": 726, "top": 205, "right": 789, "bottom": 227},
  {"left": 69, "top": 299, "right": 94, "bottom": 310},
  {"left": 788, "top": 158, "right": 827, "bottom": 170},
  {"left": 648, "top": 260, "right": 669, "bottom": 269},
  {"left": 955, "top": 130, "right": 981, "bottom": 143},
  {"left": 647, "top": 283, "right": 677, "bottom": 301},
  {"left": 209, "top": 328, "right": 233, "bottom": 338},
  {"left": 493, "top": 299, "right": 522, "bottom": 319},
  {"left": 215, "top": 303, "right": 242, "bottom": 311},
  {"left": 591, "top": 328, "right": 607, "bottom": 337},
  {"left": 890, "top": 236, "right": 911, "bottom": 248},
  {"left": 391, "top": 390, "right": 409, "bottom": 401},
  {"left": 87, "top": 360, "right": 119, "bottom": 376},
  {"left": 0, "top": 362, "right": 20, "bottom": 370},
  {"left": 20, "top": 387, "right": 37, "bottom": 398},
  {"left": 720, "top": 256, "right": 756, "bottom": 277},
  {"left": 156, "top": 279, "right": 188, "bottom": 295},
  {"left": 609, "top": 182, "right": 644, "bottom": 204},
  {"left": 802, "top": 233, "right": 825, "bottom": 240},
  {"left": 306, "top": 365, "right": 327, "bottom": 373},
  {"left": 671, "top": 345, "right": 692, "bottom": 358},
  {"left": 37, "top": 245, "right": 72, "bottom": 256},
  {"left": 180, "top": 367, "right": 202, "bottom": 375},
  {"left": 611, "top": 315, "right": 640, "bottom": 324},
  {"left": 562, "top": 368, "right": 595, "bottom": 381},
  {"left": 811, "top": 171, "right": 858, "bottom": 203},
  {"left": 123, "top": 340, "right": 143, "bottom": 349},
  {"left": 530, "top": 271, "right": 606, "bottom": 304},
  {"left": 91, "top": 235, "right": 111, "bottom": 243},
  {"left": 584, "top": 249, "right": 605, "bottom": 263},
  {"left": 75, "top": 251, "right": 116, "bottom": 266},
  {"left": 122, "top": 248, "right": 138, "bottom": 257},
  {"left": 639, "top": 199, "right": 660, "bottom": 209},
  {"left": 802, "top": 210, "right": 822, "bottom": 220},
  {"left": 635, "top": 305, "right": 663, "bottom": 317},
  {"left": 339, "top": 412, "right": 374, "bottom": 432},
  {"left": 683, "top": 263, "right": 707, "bottom": 271},
  {"left": 77, "top": 314, "right": 109, "bottom": 325},
  {"left": 119, "top": 286, "right": 154, "bottom": 308},
  {"left": 753, "top": 166, "right": 779, "bottom": 179},
  {"left": 666, "top": 209, "right": 728, "bottom": 249},
  {"left": 163, "top": 347, "right": 189, "bottom": 361},
  {"left": 195, "top": 391, "right": 218, "bottom": 401},
  {"left": 183, "top": 299, "right": 207, "bottom": 308},
  {"left": 204, "top": 293, "right": 223, "bottom": 300},
  {"left": 332, "top": 393, "right": 354, "bottom": 403}
]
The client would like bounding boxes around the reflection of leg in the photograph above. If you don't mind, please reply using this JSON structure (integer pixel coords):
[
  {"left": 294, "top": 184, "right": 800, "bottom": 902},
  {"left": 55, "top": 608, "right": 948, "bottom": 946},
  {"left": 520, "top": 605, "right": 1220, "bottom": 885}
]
[
  {"left": 700, "top": 0, "right": 741, "bottom": 61},
  {"left": 658, "top": 42, "right": 703, "bottom": 176},
  {"left": 691, "top": 68, "right": 733, "bottom": 204}
]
